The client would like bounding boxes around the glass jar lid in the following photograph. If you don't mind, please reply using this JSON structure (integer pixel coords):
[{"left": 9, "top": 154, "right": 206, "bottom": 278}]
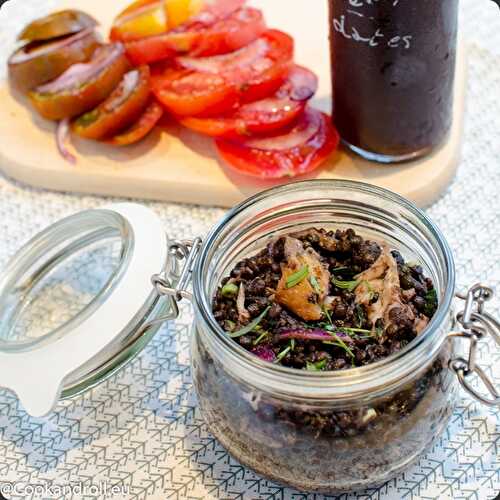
[{"left": 0, "top": 203, "right": 167, "bottom": 417}]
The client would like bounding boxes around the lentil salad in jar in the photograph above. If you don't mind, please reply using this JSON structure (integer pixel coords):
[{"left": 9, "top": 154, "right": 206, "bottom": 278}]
[{"left": 190, "top": 180, "right": 498, "bottom": 493}]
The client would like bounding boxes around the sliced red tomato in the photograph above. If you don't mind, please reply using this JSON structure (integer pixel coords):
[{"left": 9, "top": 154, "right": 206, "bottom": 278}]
[
  {"left": 108, "top": 100, "right": 164, "bottom": 145},
  {"left": 151, "top": 30, "right": 293, "bottom": 117},
  {"left": 112, "top": 0, "right": 245, "bottom": 45},
  {"left": 177, "top": 7, "right": 265, "bottom": 57},
  {"left": 180, "top": 65, "right": 318, "bottom": 137},
  {"left": 215, "top": 108, "right": 340, "bottom": 179},
  {"left": 72, "top": 66, "right": 151, "bottom": 140},
  {"left": 18, "top": 10, "right": 98, "bottom": 42},
  {"left": 9, "top": 28, "right": 100, "bottom": 92},
  {"left": 29, "top": 44, "right": 129, "bottom": 121},
  {"left": 124, "top": 7, "right": 266, "bottom": 65}
]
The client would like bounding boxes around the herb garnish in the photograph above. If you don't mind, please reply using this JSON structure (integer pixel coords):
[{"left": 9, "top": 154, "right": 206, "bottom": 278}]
[
  {"left": 340, "top": 327, "right": 372, "bottom": 335},
  {"left": 253, "top": 330, "right": 269, "bottom": 346},
  {"left": 355, "top": 304, "right": 366, "bottom": 328},
  {"left": 309, "top": 274, "right": 321, "bottom": 293},
  {"left": 322, "top": 304, "right": 334, "bottom": 326},
  {"left": 274, "top": 345, "right": 291, "bottom": 363},
  {"left": 229, "top": 306, "right": 271, "bottom": 338},
  {"left": 320, "top": 306, "right": 355, "bottom": 357},
  {"left": 225, "top": 319, "right": 236, "bottom": 332},
  {"left": 286, "top": 265, "right": 309, "bottom": 288},
  {"left": 323, "top": 340, "right": 355, "bottom": 358},
  {"left": 332, "top": 276, "right": 360, "bottom": 292},
  {"left": 306, "top": 359, "right": 327, "bottom": 371}
]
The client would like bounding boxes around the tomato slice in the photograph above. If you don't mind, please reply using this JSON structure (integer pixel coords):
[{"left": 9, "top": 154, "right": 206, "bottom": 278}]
[
  {"left": 18, "top": 9, "right": 98, "bottom": 42},
  {"left": 180, "top": 65, "right": 318, "bottom": 137},
  {"left": 72, "top": 66, "right": 150, "bottom": 140},
  {"left": 151, "top": 30, "right": 293, "bottom": 117},
  {"left": 124, "top": 7, "right": 265, "bottom": 65},
  {"left": 108, "top": 100, "right": 164, "bottom": 145},
  {"left": 29, "top": 44, "right": 129, "bottom": 121},
  {"left": 9, "top": 28, "right": 100, "bottom": 92},
  {"left": 179, "top": 7, "right": 266, "bottom": 57},
  {"left": 215, "top": 108, "right": 340, "bottom": 179}
]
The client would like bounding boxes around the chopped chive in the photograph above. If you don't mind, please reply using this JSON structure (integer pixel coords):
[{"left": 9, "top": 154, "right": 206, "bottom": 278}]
[
  {"left": 290, "top": 339, "right": 296, "bottom": 351},
  {"left": 309, "top": 274, "right": 321, "bottom": 293},
  {"left": 286, "top": 265, "right": 309, "bottom": 288},
  {"left": 375, "top": 325, "right": 384, "bottom": 338},
  {"left": 306, "top": 359, "right": 327, "bottom": 371},
  {"left": 221, "top": 283, "right": 239, "bottom": 298},
  {"left": 323, "top": 341, "right": 344, "bottom": 347},
  {"left": 339, "top": 327, "right": 372, "bottom": 335},
  {"left": 229, "top": 306, "right": 271, "bottom": 338},
  {"left": 225, "top": 319, "right": 236, "bottom": 332},
  {"left": 323, "top": 340, "right": 355, "bottom": 359},
  {"left": 253, "top": 330, "right": 269, "bottom": 346},
  {"left": 325, "top": 330, "right": 355, "bottom": 359},
  {"left": 322, "top": 305, "right": 334, "bottom": 327},
  {"left": 274, "top": 345, "right": 291, "bottom": 364},
  {"left": 332, "top": 276, "right": 360, "bottom": 292},
  {"left": 355, "top": 304, "right": 366, "bottom": 328}
]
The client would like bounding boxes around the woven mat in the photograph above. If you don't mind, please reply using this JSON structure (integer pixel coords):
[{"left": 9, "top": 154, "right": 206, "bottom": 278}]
[{"left": 0, "top": 0, "right": 498, "bottom": 498}]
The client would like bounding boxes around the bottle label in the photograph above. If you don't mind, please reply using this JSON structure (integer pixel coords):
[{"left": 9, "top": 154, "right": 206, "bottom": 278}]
[{"left": 332, "top": 0, "right": 413, "bottom": 50}]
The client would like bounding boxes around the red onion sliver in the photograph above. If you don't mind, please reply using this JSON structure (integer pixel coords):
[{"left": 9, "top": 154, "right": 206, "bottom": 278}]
[
  {"left": 176, "top": 37, "right": 268, "bottom": 74},
  {"left": 277, "top": 328, "right": 354, "bottom": 343},
  {"left": 36, "top": 43, "right": 124, "bottom": 94},
  {"left": 252, "top": 346, "right": 276, "bottom": 363},
  {"left": 104, "top": 69, "right": 140, "bottom": 112},
  {"left": 242, "top": 108, "right": 321, "bottom": 151},
  {"left": 56, "top": 119, "right": 76, "bottom": 165}
]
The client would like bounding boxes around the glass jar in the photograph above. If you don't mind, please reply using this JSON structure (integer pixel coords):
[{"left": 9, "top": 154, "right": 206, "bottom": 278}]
[
  {"left": 0, "top": 181, "right": 498, "bottom": 493},
  {"left": 191, "top": 180, "right": 460, "bottom": 492},
  {"left": 0, "top": 204, "right": 176, "bottom": 416},
  {"left": 328, "top": 0, "right": 459, "bottom": 163}
]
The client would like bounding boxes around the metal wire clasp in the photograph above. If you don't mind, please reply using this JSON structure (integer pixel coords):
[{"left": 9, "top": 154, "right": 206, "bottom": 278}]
[
  {"left": 448, "top": 284, "right": 500, "bottom": 407},
  {"left": 151, "top": 237, "right": 203, "bottom": 302}
]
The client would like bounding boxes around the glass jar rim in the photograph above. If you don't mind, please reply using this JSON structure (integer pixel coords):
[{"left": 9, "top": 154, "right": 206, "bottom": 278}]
[
  {"left": 0, "top": 209, "right": 134, "bottom": 353},
  {"left": 193, "top": 179, "right": 456, "bottom": 399}
]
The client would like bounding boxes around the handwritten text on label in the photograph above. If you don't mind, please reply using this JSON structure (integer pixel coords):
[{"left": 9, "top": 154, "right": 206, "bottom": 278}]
[{"left": 333, "top": 1, "right": 412, "bottom": 49}]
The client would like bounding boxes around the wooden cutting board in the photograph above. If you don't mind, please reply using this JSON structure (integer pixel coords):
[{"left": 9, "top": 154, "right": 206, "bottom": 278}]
[{"left": 0, "top": 0, "right": 466, "bottom": 208}]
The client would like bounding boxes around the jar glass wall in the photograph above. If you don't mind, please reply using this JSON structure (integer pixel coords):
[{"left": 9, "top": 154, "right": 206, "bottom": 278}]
[{"left": 191, "top": 181, "right": 457, "bottom": 492}]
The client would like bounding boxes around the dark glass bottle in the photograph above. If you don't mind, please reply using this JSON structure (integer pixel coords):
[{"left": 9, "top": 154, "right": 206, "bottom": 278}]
[{"left": 329, "top": 0, "right": 459, "bottom": 163}]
